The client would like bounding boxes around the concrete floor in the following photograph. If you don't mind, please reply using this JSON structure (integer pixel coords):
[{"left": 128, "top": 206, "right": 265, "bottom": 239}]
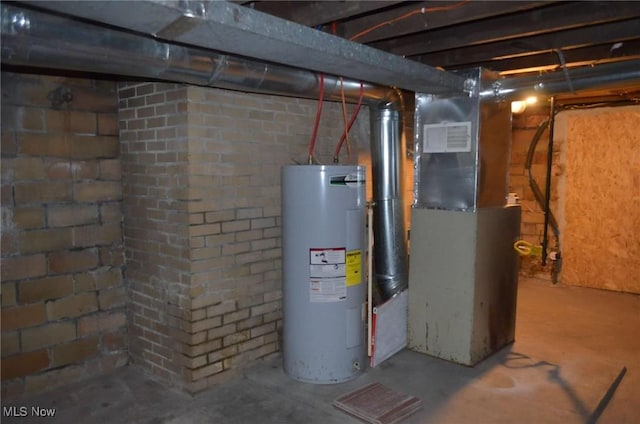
[{"left": 3, "top": 277, "right": 639, "bottom": 423}]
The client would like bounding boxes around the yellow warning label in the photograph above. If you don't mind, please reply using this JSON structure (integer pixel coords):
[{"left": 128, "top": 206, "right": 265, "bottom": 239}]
[{"left": 346, "top": 250, "right": 362, "bottom": 286}]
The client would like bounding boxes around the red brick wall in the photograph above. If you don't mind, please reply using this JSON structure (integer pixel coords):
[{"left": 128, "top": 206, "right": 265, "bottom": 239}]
[{"left": 1, "top": 73, "right": 127, "bottom": 399}]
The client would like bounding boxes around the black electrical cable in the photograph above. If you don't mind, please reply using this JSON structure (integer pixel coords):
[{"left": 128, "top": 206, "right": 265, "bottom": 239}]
[
  {"left": 541, "top": 96, "right": 556, "bottom": 266},
  {"left": 524, "top": 118, "right": 560, "bottom": 238},
  {"left": 524, "top": 98, "right": 638, "bottom": 281}
]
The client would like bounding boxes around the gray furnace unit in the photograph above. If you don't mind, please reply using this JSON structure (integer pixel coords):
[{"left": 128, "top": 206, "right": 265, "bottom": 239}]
[{"left": 408, "top": 68, "right": 521, "bottom": 366}]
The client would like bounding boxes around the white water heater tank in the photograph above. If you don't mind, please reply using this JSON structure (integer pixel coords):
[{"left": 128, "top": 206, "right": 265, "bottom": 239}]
[{"left": 281, "top": 165, "right": 367, "bottom": 383}]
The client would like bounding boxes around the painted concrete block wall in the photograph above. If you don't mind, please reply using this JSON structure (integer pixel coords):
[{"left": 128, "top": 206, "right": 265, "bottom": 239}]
[
  {"left": 1, "top": 73, "right": 127, "bottom": 400},
  {"left": 119, "top": 82, "right": 370, "bottom": 392}
]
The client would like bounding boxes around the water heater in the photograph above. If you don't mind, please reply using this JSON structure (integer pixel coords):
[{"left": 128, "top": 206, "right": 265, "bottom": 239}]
[{"left": 281, "top": 165, "right": 367, "bottom": 383}]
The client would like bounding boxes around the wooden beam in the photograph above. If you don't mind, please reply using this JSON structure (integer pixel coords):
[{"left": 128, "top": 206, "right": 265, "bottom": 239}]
[
  {"left": 439, "top": 44, "right": 640, "bottom": 73},
  {"left": 555, "top": 89, "right": 640, "bottom": 105},
  {"left": 411, "top": 18, "right": 640, "bottom": 68},
  {"left": 337, "top": 1, "right": 554, "bottom": 43},
  {"left": 371, "top": 1, "right": 640, "bottom": 57},
  {"left": 473, "top": 42, "right": 640, "bottom": 73},
  {"left": 249, "top": 1, "right": 404, "bottom": 27}
]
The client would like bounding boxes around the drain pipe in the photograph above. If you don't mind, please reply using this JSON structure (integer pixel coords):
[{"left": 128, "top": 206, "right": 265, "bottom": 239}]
[{"left": 1, "top": 3, "right": 410, "bottom": 299}]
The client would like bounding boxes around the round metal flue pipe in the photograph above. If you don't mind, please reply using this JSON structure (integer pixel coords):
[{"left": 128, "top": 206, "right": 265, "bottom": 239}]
[{"left": 370, "top": 107, "right": 408, "bottom": 301}]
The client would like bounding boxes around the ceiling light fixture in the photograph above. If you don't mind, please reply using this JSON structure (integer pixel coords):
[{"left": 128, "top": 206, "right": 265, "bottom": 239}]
[
  {"left": 511, "top": 100, "right": 527, "bottom": 114},
  {"left": 511, "top": 96, "right": 538, "bottom": 114}
]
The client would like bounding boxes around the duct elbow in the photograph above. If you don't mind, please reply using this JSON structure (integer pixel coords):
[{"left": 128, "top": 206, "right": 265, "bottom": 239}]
[{"left": 364, "top": 86, "right": 404, "bottom": 112}]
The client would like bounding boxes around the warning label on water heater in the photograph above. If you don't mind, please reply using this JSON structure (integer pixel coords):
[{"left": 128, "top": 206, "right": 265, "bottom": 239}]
[
  {"left": 309, "top": 248, "right": 346, "bottom": 302},
  {"left": 346, "top": 250, "right": 362, "bottom": 286}
]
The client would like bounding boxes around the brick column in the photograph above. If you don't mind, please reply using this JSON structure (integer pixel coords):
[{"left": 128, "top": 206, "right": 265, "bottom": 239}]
[{"left": 119, "top": 83, "right": 370, "bottom": 392}]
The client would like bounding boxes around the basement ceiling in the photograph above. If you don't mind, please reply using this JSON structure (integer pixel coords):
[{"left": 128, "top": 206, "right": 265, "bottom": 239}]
[
  {"left": 239, "top": 0, "right": 640, "bottom": 76},
  {"left": 235, "top": 0, "right": 640, "bottom": 103},
  {"left": 3, "top": 0, "right": 640, "bottom": 102}
]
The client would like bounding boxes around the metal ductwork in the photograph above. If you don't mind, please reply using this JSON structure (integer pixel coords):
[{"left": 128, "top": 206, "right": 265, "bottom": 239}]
[
  {"left": 21, "top": 0, "right": 468, "bottom": 95},
  {"left": 370, "top": 107, "right": 408, "bottom": 300},
  {"left": 484, "top": 59, "right": 640, "bottom": 101},
  {"left": 3, "top": 3, "right": 640, "bottom": 303},
  {"left": 0, "top": 3, "right": 409, "bottom": 299},
  {"left": 0, "top": 4, "right": 399, "bottom": 103}
]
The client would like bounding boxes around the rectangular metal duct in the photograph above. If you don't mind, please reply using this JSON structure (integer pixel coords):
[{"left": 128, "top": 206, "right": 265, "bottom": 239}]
[
  {"left": 24, "top": 0, "right": 467, "bottom": 95},
  {"left": 413, "top": 68, "right": 512, "bottom": 211},
  {"left": 1, "top": 2, "right": 411, "bottom": 301}
]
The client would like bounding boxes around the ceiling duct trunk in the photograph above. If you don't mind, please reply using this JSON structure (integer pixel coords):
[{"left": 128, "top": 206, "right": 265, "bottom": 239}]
[
  {"left": 22, "top": 0, "right": 468, "bottom": 95},
  {"left": 2, "top": 4, "right": 639, "bottom": 301},
  {"left": 1, "top": 3, "right": 408, "bottom": 299},
  {"left": 0, "top": 4, "right": 400, "bottom": 103}
]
